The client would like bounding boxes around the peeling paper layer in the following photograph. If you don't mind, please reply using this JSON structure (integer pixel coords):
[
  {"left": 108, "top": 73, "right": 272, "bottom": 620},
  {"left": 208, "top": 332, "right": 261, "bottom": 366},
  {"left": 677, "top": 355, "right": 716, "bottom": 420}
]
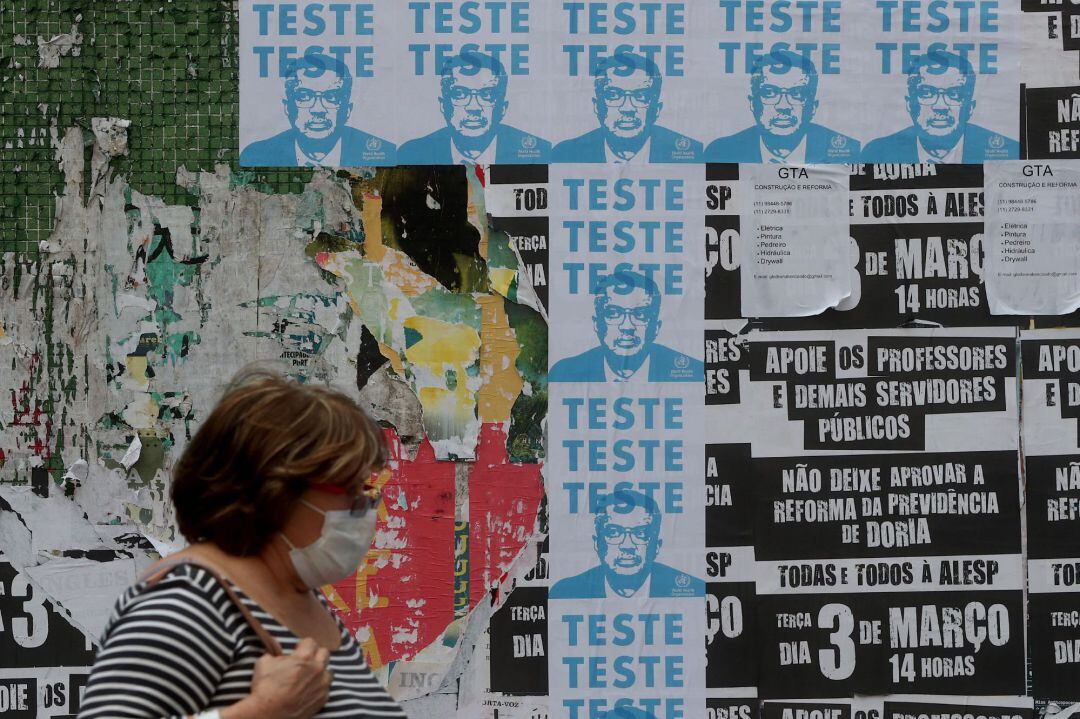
[{"left": 2, "top": 119, "right": 549, "bottom": 708}]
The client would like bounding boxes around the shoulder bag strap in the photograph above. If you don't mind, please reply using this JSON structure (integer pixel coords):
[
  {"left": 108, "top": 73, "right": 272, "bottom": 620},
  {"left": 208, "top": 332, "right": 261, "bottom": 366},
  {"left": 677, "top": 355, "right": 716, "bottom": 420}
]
[{"left": 141, "top": 558, "right": 284, "bottom": 657}]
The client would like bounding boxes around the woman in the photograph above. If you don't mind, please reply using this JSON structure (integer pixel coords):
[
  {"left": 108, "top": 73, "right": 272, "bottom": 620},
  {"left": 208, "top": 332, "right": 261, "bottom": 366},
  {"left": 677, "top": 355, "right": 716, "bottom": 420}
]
[{"left": 79, "top": 368, "right": 407, "bottom": 719}]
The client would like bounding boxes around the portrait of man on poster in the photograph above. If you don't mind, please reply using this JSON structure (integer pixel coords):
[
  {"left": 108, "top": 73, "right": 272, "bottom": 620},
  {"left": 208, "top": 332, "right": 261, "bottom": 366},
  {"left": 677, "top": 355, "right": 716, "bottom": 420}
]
[
  {"left": 397, "top": 50, "right": 550, "bottom": 165},
  {"left": 240, "top": 53, "right": 395, "bottom": 167},
  {"left": 550, "top": 489, "right": 702, "bottom": 599},
  {"left": 861, "top": 49, "right": 1019, "bottom": 163},
  {"left": 705, "top": 49, "right": 859, "bottom": 163},
  {"left": 549, "top": 270, "right": 703, "bottom": 383},
  {"left": 552, "top": 52, "right": 701, "bottom": 164}
]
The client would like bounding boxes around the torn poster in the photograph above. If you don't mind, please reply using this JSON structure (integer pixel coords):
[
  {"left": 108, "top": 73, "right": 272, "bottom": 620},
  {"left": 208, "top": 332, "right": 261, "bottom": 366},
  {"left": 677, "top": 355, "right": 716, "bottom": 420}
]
[
  {"left": 0, "top": 560, "right": 95, "bottom": 717},
  {"left": 487, "top": 537, "right": 549, "bottom": 696},
  {"left": 486, "top": 164, "right": 550, "bottom": 315}
]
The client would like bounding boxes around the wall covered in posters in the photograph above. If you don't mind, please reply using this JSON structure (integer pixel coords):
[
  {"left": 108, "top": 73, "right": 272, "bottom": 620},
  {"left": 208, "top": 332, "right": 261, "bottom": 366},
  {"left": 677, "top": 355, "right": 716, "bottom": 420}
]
[{"left": 6, "top": 1, "right": 1080, "bottom": 718}]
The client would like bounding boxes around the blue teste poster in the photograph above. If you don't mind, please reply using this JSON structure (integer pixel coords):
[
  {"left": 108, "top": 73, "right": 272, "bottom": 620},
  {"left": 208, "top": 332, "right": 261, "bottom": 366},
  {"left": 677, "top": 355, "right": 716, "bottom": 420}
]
[{"left": 238, "top": 1, "right": 1020, "bottom": 167}]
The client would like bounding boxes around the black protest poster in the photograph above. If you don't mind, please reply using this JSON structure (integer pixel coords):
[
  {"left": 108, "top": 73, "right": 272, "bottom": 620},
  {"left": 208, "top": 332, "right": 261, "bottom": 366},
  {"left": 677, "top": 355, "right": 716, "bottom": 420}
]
[
  {"left": 66, "top": 672, "right": 88, "bottom": 716},
  {"left": 706, "top": 162, "right": 1080, "bottom": 329},
  {"left": 707, "top": 581, "right": 758, "bottom": 689},
  {"left": 706, "top": 443, "right": 755, "bottom": 551},
  {"left": 0, "top": 561, "right": 95, "bottom": 669},
  {"left": 708, "top": 329, "right": 1024, "bottom": 699},
  {"left": 710, "top": 698, "right": 761, "bottom": 719},
  {"left": 488, "top": 164, "right": 549, "bottom": 313},
  {"left": 1023, "top": 0, "right": 1066, "bottom": 11},
  {"left": 704, "top": 164, "right": 1036, "bottom": 329},
  {"left": 0, "top": 677, "right": 36, "bottom": 718},
  {"left": 1025, "top": 454, "right": 1080, "bottom": 561},
  {"left": 763, "top": 701, "right": 851, "bottom": 719},
  {"left": 489, "top": 585, "right": 548, "bottom": 696},
  {"left": 707, "top": 331, "right": 750, "bottom": 406},
  {"left": 754, "top": 451, "right": 1021, "bottom": 562},
  {"left": 0, "top": 561, "right": 95, "bottom": 717},
  {"left": 746, "top": 333, "right": 1015, "bottom": 452},
  {"left": 757, "top": 590, "right": 1025, "bottom": 698},
  {"left": 706, "top": 163, "right": 741, "bottom": 320},
  {"left": 883, "top": 701, "right": 1033, "bottom": 719},
  {"left": 767, "top": 165, "right": 1004, "bottom": 330},
  {"left": 11, "top": 671, "right": 89, "bottom": 719},
  {"left": 1022, "top": 330, "right": 1080, "bottom": 700},
  {"left": 706, "top": 443, "right": 758, "bottom": 690},
  {"left": 1063, "top": 7, "right": 1080, "bottom": 50},
  {"left": 1025, "top": 87, "right": 1080, "bottom": 159},
  {"left": 1029, "top": 591, "right": 1080, "bottom": 700}
]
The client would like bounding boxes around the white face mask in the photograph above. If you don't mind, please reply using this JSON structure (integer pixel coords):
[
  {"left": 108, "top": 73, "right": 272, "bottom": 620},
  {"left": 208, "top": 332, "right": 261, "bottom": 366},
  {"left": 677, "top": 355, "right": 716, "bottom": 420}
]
[{"left": 282, "top": 499, "right": 377, "bottom": 588}]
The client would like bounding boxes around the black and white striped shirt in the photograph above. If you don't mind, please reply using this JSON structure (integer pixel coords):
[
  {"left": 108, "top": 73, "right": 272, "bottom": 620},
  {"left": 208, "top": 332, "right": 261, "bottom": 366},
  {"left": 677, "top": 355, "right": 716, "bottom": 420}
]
[{"left": 79, "top": 564, "right": 406, "bottom": 718}]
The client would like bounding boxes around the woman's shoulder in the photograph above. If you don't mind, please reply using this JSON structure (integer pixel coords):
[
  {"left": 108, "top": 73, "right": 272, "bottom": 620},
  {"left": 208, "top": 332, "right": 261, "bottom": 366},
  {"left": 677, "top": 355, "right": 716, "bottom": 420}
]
[
  {"left": 125, "top": 561, "right": 230, "bottom": 606},
  {"left": 102, "top": 561, "right": 245, "bottom": 641}
]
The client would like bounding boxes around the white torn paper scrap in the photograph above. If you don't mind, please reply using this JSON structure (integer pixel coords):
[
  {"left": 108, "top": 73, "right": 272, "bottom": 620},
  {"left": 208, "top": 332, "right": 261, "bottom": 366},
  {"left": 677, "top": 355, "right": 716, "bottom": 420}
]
[
  {"left": 119, "top": 435, "right": 142, "bottom": 470},
  {"left": 62, "top": 459, "right": 90, "bottom": 485},
  {"left": 26, "top": 556, "right": 138, "bottom": 639},
  {"left": 0, "top": 485, "right": 116, "bottom": 558},
  {"left": 115, "top": 292, "right": 157, "bottom": 317},
  {"left": 142, "top": 533, "right": 185, "bottom": 558}
]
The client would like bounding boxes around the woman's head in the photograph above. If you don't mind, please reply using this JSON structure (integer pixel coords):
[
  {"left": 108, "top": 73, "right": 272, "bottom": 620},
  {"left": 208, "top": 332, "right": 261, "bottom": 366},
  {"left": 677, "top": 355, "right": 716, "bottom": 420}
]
[{"left": 171, "top": 366, "right": 387, "bottom": 556}]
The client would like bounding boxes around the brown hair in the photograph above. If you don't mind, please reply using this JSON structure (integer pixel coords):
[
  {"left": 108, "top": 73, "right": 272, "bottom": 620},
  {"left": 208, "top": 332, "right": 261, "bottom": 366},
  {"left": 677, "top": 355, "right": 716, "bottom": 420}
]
[{"left": 171, "top": 366, "right": 387, "bottom": 556}]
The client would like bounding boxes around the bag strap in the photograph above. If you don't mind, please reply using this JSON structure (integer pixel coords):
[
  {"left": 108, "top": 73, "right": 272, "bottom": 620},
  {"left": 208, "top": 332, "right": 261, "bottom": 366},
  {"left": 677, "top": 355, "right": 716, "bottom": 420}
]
[{"left": 141, "top": 558, "right": 283, "bottom": 657}]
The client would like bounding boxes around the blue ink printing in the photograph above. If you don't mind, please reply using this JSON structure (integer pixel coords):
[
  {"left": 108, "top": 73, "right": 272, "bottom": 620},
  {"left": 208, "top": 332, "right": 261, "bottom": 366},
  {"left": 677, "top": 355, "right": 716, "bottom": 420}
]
[
  {"left": 550, "top": 489, "right": 704, "bottom": 599},
  {"left": 553, "top": 51, "right": 701, "bottom": 164},
  {"left": 397, "top": 50, "right": 549, "bottom": 164},
  {"left": 861, "top": 49, "right": 1017, "bottom": 163},
  {"left": 240, "top": 53, "right": 395, "bottom": 167},
  {"left": 706, "top": 49, "right": 859, "bottom": 163},
  {"left": 550, "top": 269, "right": 703, "bottom": 383}
]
